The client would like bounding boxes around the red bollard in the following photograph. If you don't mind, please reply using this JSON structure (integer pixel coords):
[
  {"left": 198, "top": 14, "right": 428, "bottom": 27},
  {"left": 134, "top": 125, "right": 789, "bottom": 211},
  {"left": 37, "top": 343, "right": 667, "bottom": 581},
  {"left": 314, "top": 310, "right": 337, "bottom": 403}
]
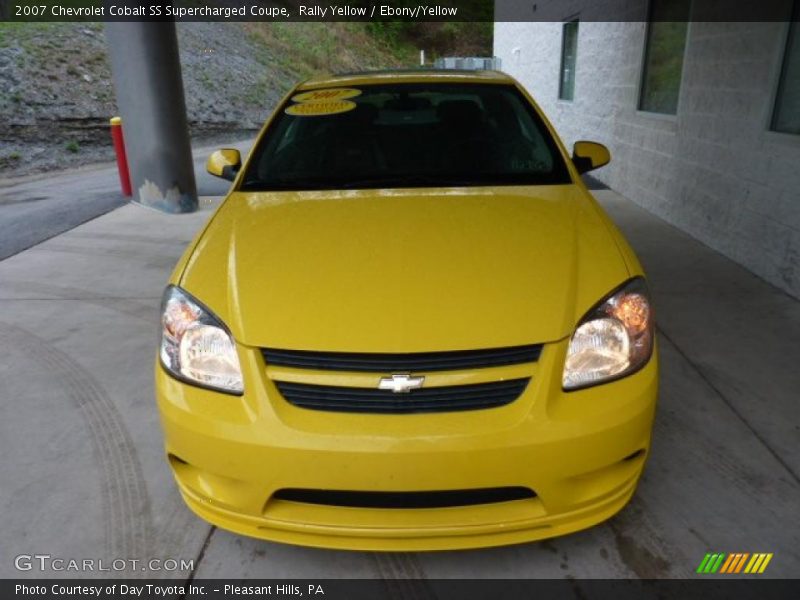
[{"left": 109, "top": 116, "right": 132, "bottom": 197}]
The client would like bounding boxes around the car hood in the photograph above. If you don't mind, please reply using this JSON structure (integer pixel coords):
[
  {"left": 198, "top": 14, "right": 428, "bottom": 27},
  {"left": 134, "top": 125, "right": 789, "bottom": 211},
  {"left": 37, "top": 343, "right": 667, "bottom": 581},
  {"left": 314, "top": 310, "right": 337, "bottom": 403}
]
[{"left": 179, "top": 186, "right": 630, "bottom": 351}]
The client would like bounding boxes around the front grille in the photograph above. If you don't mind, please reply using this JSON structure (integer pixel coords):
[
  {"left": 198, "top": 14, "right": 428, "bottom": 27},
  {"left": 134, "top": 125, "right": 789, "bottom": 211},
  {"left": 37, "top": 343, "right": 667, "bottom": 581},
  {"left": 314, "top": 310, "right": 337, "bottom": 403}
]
[
  {"left": 275, "top": 378, "right": 529, "bottom": 413},
  {"left": 262, "top": 344, "right": 542, "bottom": 372},
  {"left": 272, "top": 487, "right": 536, "bottom": 508}
]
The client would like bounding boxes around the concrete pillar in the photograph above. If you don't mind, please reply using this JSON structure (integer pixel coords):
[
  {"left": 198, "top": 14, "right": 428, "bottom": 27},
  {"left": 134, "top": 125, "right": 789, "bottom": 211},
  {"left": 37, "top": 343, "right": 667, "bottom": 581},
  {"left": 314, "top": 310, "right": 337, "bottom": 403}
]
[{"left": 104, "top": 21, "right": 197, "bottom": 213}]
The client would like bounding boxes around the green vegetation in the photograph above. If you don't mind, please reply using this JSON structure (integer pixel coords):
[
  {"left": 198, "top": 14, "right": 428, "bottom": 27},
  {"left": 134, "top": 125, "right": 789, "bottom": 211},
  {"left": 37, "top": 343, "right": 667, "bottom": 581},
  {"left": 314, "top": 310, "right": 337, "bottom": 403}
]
[
  {"left": 639, "top": 21, "right": 688, "bottom": 114},
  {"left": 367, "top": 22, "right": 493, "bottom": 60},
  {"left": 199, "top": 71, "right": 214, "bottom": 90},
  {"left": 244, "top": 22, "right": 418, "bottom": 80},
  {"left": 364, "top": 0, "right": 493, "bottom": 60},
  {"left": 243, "top": 19, "right": 493, "bottom": 82},
  {"left": 639, "top": 0, "right": 691, "bottom": 114},
  {"left": 64, "top": 140, "right": 80, "bottom": 153},
  {"left": 0, "top": 151, "right": 23, "bottom": 170},
  {"left": 0, "top": 22, "right": 62, "bottom": 51}
]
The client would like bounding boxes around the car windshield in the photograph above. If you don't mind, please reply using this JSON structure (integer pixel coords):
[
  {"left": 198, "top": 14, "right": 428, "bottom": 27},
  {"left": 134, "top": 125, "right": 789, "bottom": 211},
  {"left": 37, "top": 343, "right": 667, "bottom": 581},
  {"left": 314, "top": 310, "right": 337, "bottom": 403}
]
[{"left": 239, "top": 82, "right": 572, "bottom": 191}]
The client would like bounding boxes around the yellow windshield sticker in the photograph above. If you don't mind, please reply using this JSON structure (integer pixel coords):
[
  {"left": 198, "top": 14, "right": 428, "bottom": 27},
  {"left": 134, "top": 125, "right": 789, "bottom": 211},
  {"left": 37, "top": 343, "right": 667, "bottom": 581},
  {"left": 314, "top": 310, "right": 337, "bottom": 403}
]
[
  {"left": 285, "top": 100, "right": 357, "bottom": 117},
  {"left": 291, "top": 88, "right": 362, "bottom": 103}
]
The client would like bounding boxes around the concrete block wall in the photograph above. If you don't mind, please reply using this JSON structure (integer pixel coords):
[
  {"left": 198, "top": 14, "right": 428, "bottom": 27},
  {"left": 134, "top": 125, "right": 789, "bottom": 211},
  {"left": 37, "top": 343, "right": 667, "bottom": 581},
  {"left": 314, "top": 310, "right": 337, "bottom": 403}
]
[{"left": 495, "top": 18, "right": 800, "bottom": 299}]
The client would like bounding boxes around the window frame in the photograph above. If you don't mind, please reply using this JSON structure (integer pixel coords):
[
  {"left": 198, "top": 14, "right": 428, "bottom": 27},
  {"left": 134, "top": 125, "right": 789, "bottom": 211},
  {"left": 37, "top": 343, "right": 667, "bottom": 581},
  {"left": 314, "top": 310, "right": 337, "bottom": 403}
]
[
  {"left": 636, "top": 0, "right": 692, "bottom": 117},
  {"left": 769, "top": 2, "right": 800, "bottom": 136},
  {"left": 558, "top": 18, "right": 580, "bottom": 102}
]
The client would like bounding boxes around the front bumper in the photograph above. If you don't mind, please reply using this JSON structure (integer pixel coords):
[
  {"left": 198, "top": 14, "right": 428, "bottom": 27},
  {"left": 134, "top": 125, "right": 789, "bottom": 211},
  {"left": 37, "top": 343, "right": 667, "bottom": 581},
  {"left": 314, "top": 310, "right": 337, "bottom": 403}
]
[{"left": 155, "top": 339, "right": 658, "bottom": 551}]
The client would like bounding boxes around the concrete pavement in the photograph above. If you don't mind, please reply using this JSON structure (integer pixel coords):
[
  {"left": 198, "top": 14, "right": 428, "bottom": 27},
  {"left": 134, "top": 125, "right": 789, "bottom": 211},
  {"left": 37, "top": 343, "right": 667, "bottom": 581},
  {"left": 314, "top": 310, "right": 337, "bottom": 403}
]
[{"left": 0, "top": 181, "right": 798, "bottom": 580}]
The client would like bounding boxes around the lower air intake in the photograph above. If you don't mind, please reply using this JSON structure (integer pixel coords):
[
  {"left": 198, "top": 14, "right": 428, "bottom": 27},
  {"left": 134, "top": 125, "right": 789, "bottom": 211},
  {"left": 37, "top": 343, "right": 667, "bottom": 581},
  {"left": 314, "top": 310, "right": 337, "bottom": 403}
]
[{"left": 272, "top": 487, "right": 536, "bottom": 509}]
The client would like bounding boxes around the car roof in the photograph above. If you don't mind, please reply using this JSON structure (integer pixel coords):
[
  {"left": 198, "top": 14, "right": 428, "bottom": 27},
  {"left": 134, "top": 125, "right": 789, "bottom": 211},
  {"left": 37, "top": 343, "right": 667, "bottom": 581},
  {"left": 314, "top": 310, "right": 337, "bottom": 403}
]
[{"left": 296, "top": 69, "right": 515, "bottom": 90}]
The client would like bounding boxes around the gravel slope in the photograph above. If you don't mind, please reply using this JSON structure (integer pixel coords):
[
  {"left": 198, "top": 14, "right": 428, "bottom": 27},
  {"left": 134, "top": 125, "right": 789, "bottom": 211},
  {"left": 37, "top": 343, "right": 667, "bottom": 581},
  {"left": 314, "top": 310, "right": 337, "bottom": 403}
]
[{"left": 0, "top": 22, "right": 407, "bottom": 178}]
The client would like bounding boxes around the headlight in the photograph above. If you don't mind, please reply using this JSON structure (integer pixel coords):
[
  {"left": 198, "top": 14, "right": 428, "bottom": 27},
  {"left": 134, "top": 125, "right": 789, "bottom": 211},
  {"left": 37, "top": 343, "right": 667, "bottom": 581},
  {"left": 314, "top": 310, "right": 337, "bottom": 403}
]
[
  {"left": 563, "top": 278, "right": 654, "bottom": 390},
  {"left": 159, "top": 285, "right": 243, "bottom": 394}
]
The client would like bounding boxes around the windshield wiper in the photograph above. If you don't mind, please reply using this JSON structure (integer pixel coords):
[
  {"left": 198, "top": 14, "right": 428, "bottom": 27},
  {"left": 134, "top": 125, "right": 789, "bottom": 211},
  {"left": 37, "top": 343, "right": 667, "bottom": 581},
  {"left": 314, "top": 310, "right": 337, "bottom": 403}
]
[
  {"left": 339, "top": 175, "right": 479, "bottom": 189},
  {"left": 239, "top": 179, "right": 304, "bottom": 191}
]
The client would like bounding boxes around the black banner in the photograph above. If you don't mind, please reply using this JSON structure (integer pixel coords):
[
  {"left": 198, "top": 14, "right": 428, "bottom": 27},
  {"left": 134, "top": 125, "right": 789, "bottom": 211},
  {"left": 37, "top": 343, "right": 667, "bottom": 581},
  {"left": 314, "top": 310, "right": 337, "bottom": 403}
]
[
  {"left": 3, "top": 579, "right": 800, "bottom": 600},
  {"left": 1, "top": 0, "right": 797, "bottom": 22}
]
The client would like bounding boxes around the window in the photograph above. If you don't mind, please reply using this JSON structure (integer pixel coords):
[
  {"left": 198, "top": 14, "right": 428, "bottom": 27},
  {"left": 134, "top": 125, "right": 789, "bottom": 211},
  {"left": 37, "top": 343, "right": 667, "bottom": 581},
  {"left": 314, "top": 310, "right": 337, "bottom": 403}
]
[
  {"left": 240, "top": 83, "right": 572, "bottom": 192},
  {"left": 771, "top": 4, "right": 800, "bottom": 134},
  {"left": 559, "top": 20, "right": 579, "bottom": 101},
  {"left": 638, "top": 0, "right": 691, "bottom": 114}
]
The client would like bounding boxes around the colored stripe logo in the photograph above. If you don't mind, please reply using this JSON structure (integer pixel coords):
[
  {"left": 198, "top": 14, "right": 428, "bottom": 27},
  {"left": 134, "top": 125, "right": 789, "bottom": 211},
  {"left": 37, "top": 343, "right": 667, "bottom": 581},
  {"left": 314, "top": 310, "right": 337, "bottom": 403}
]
[{"left": 696, "top": 553, "right": 773, "bottom": 574}]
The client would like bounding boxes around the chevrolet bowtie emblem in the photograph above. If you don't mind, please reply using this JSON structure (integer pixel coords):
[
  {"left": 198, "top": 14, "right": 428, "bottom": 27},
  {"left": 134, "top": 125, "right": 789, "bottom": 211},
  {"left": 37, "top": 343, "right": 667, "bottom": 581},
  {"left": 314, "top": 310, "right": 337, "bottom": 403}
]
[{"left": 378, "top": 374, "right": 425, "bottom": 393}]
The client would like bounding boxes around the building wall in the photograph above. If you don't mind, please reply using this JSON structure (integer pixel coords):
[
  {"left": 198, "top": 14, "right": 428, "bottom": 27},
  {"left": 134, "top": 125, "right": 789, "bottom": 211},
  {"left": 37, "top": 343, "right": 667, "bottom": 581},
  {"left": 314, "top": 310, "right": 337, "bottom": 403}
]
[{"left": 495, "top": 19, "right": 800, "bottom": 299}]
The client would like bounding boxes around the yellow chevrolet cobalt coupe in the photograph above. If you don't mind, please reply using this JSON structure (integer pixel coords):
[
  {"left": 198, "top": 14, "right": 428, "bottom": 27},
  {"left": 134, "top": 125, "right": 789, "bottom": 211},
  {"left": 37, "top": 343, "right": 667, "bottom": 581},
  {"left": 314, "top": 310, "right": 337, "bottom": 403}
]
[{"left": 155, "top": 70, "right": 658, "bottom": 550}]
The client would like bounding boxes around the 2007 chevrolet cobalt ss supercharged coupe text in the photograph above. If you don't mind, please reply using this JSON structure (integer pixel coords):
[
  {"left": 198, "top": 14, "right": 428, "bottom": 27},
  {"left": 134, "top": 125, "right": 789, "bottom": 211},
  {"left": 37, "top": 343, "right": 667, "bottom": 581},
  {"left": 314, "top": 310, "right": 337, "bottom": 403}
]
[{"left": 155, "top": 70, "right": 658, "bottom": 550}]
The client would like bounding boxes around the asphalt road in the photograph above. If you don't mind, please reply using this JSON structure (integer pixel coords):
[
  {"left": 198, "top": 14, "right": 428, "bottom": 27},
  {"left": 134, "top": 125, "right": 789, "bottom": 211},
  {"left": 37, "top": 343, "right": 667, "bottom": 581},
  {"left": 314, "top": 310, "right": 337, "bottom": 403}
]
[{"left": 0, "top": 140, "right": 248, "bottom": 261}]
